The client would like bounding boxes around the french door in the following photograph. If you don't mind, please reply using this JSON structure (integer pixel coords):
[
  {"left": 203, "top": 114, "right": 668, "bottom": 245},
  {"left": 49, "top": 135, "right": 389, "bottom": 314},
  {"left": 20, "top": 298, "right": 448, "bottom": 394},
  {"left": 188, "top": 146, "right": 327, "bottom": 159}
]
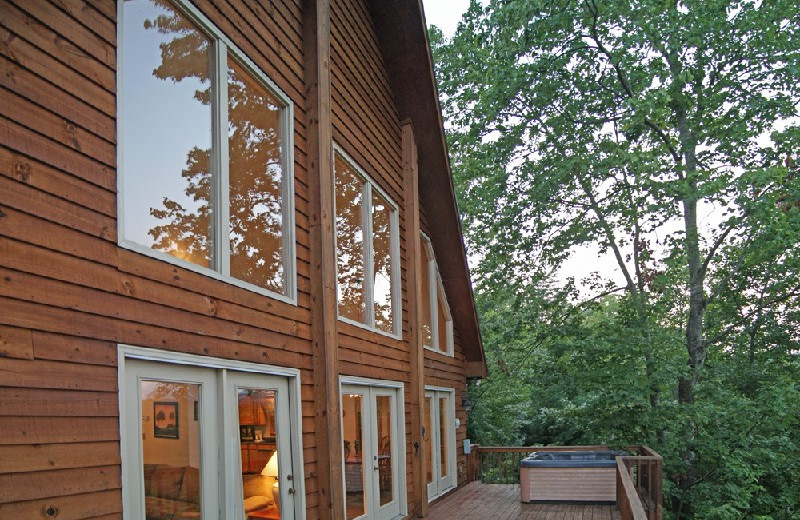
[
  {"left": 121, "top": 357, "right": 297, "bottom": 520},
  {"left": 341, "top": 384, "right": 401, "bottom": 520},
  {"left": 424, "top": 388, "right": 456, "bottom": 500},
  {"left": 227, "top": 370, "right": 296, "bottom": 520}
]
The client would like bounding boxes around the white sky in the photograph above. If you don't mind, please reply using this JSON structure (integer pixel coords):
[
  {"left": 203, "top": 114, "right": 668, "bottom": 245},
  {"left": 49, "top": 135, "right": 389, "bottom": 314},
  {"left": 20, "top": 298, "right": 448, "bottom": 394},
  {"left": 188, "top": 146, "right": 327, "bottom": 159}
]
[{"left": 422, "top": 0, "right": 472, "bottom": 38}]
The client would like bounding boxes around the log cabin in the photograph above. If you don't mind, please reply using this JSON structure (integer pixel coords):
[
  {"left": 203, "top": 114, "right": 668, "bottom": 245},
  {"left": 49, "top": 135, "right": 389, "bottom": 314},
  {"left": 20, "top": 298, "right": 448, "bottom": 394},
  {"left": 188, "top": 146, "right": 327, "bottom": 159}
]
[{"left": 0, "top": 1, "right": 487, "bottom": 519}]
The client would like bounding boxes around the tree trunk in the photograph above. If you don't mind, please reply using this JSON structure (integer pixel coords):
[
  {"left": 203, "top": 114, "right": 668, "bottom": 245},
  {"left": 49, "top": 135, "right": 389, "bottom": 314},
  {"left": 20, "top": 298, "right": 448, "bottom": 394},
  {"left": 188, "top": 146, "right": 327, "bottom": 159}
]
[
  {"left": 675, "top": 110, "right": 704, "bottom": 520},
  {"left": 678, "top": 119, "right": 705, "bottom": 406}
]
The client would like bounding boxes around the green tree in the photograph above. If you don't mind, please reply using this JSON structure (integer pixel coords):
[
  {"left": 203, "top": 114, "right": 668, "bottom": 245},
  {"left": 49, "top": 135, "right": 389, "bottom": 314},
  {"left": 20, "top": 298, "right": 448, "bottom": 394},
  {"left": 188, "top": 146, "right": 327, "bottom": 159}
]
[{"left": 432, "top": 0, "right": 800, "bottom": 517}]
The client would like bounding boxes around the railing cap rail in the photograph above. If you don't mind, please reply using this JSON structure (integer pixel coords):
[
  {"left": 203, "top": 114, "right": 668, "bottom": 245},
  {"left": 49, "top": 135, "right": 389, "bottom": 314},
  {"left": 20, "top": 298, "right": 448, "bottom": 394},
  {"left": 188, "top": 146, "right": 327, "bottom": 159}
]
[{"left": 637, "top": 445, "right": 663, "bottom": 460}]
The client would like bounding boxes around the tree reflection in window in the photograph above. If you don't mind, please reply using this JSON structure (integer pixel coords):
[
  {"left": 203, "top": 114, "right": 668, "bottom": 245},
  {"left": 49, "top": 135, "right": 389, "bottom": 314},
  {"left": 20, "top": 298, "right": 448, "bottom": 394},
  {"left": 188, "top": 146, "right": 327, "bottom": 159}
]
[
  {"left": 227, "top": 56, "right": 285, "bottom": 293},
  {"left": 372, "top": 190, "right": 394, "bottom": 333},
  {"left": 335, "top": 155, "right": 366, "bottom": 323},
  {"left": 122, "top": 0, "right": 213, "bottom": 268},
  {"left": 334, "top": 151, "right": 398, "bottom": 333},
  {"left": 121, "top": 0, "right": 290, "bottom": 295}
]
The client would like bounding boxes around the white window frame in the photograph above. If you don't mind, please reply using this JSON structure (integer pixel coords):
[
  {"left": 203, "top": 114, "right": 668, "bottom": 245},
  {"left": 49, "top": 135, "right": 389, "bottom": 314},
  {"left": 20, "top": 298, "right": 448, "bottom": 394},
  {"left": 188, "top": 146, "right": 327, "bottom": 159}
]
[
  {"left": 117, "top": 0, "right": 297, "bottom": 304},
  {"left": 420, "top": 233, "right": 454, "bottom": 356},
  {"left": 339, "top": 376, "right": 408, "bottom": 520},
  {"left": 424, "top": 385, "right": 457, "bottom": 501},
  {"left": 333, "top": 144, "right": 402, "bottom": 338},
  {"left": 118, "top": 345, "right": 307, "bottom": 520}
]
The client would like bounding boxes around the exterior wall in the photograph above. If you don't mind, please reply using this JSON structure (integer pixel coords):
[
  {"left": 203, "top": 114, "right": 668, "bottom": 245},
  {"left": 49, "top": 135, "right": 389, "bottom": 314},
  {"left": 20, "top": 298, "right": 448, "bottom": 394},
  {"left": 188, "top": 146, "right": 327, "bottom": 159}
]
[
  {"left": 420, "top": 214, "right": 471, "bottom": 490},
  {"left": 0, "top": 0, "right": 475, "bottom": 518},
  {"left": 0, "top": 0, "right": 318, "bottom": 517},
  {"left": 330, "top": 0, "right": 417, "bottom": 513}
]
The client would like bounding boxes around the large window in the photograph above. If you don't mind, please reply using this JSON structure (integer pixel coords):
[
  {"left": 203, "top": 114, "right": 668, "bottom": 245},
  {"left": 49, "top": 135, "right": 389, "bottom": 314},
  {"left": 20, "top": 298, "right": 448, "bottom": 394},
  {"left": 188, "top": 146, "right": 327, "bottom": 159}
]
[
  {"left": 420, "top": 234, "right": 453, "bottom": 355},
  {"left": 119, "top": 347, "right": 305, "bottom": 520},
  {"left": 334, "top": 147, "right": 400, "bottom": 336},
  {"left": 119, "top": 0, "right": 296, "bottom": 301}
]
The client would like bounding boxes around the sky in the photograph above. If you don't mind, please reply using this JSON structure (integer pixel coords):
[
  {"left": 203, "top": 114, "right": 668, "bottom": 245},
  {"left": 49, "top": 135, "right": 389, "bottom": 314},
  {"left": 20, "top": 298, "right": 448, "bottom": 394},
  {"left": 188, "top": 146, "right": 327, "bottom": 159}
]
[{"left": 422, "top": 0, "right": 471, "bottom": 38}]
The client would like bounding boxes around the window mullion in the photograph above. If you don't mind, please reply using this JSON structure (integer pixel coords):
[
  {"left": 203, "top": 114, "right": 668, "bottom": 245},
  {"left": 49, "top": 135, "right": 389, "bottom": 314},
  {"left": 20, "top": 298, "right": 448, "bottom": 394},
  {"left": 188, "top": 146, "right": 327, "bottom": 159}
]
[
  {"left": 363, "top": 182, "right": 375, "bottom": 327},
  {"left": 214, "top": 40, "right": 231, "bottom": 276}
]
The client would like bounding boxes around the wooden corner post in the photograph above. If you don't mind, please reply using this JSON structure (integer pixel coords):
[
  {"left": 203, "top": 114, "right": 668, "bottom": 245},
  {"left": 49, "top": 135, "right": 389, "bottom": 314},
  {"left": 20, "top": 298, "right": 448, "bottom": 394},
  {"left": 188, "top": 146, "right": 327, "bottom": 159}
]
[
  {"left": 402, "top": 120, "right": 428, "bottom": 517},
  {"left": 303, "top": 0, "right": 344, "bottom": 519}
]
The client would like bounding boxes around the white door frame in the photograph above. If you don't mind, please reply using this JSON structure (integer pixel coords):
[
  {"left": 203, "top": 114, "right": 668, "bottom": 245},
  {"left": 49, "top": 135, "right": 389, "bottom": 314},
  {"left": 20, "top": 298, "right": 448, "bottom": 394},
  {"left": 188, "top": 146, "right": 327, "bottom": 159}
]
[
  {"left": 118, "top": 345, "right": 307, "bottom": 520},
  {"left": 225, "top": 371, "right": 296, "bottom": 519},
  {"left": 424, "top": 386, "right": 456, "bottom": 501},
  {"left": 122, "top": 360, "right": 220, "bottom": 519},
  {"left": 339, "top": 376, "right": 408, "bottom": 520}
]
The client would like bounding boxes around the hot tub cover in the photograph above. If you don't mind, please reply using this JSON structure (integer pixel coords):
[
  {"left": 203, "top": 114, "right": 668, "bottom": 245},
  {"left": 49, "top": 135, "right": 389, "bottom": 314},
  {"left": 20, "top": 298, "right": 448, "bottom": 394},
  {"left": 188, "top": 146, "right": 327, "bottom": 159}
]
[{"left": 519, "top": 450, "right": 624, "bottom": 468}]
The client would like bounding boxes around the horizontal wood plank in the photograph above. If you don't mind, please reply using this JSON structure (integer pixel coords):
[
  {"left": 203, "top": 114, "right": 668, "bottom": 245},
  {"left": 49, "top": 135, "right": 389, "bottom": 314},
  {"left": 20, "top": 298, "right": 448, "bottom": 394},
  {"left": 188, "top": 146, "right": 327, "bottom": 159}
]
[
  {"left": 0, "top": 388, "right": 118, "bottom": 417},
  {"left": 0, "top": 324, "right": 33, "bottom": 360},
  {"left": 0, "top": 465, "right": 120, "bottom": 503},
  {"left": 0, "top": 489, "right": 121, "bottom": 520},
  {"left": 0, "top": 416, "right": 120, "bottom": 444},
  {"left": 0, "top": 357, "right": 118, "bottom": 392}
]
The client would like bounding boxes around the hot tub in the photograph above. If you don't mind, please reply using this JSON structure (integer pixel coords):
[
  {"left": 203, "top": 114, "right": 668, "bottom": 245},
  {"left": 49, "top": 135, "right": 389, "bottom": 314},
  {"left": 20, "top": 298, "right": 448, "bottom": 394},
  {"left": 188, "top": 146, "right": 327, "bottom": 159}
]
[{"left": 519, "top": 450, "right": 623, "bottom": 504}]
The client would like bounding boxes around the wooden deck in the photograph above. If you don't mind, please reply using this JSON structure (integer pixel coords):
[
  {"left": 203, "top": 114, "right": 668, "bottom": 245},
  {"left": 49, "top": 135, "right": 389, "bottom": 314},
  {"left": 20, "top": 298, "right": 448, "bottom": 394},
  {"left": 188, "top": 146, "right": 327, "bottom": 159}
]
[{"left": 425, "top": 482, "right": 621, "bottom": 520}]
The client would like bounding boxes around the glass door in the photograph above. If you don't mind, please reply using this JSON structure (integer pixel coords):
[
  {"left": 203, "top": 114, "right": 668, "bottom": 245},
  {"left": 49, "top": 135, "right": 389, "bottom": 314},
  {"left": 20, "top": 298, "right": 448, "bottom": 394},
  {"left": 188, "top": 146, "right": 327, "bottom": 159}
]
[
  {"left": 123, "top": 359, "right": 219, "bottom": 520},
  {"left": 424, "top": 388, "right": 455, "bottom": 500},
  {"left": 122, "top": 356, "right": 298, "bottom": 520},
  {"left": 341, "top": 384, "right": 400, "bottom": 520},
  {"left": 227, "top": 372, "right": 295, "bottom": 520}
]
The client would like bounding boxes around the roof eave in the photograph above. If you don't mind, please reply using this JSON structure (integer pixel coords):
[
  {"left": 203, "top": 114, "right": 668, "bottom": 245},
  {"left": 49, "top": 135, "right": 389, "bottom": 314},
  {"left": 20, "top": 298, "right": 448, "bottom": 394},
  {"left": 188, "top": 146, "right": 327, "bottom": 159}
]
[{"left": 367, "top": 0, "right": 486, "bottom": 378}]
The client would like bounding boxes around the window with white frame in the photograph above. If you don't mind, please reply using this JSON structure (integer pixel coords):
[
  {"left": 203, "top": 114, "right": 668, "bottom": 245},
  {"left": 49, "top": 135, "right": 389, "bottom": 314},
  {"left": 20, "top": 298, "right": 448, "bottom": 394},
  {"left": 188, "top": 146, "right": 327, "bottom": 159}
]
[
  {"left": 334, "top": 147, "right": 400, "bottom": 335},
  {"left": 420, "top": 233, "right": 454, "bottom": 355},
  {"left": 119, "top": 0, "right": 295, "bottom": 301}
]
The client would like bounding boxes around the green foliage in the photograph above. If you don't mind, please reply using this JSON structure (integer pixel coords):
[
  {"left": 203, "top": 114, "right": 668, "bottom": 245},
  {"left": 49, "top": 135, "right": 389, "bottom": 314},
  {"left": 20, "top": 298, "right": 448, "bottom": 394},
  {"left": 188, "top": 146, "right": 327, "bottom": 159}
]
[{"left": 433, "top": 0, "right": 800, "bottom": 517}]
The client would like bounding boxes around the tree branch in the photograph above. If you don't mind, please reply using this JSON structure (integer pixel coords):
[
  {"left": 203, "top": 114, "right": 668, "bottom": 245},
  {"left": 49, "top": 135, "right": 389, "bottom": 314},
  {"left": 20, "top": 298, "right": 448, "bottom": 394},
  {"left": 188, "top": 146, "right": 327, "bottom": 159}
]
[
  {"left": 583, "top": 0, "right": 682, "bottom": 165},
  {"left": 704, "top": 282, "right": 800, "bottom": 348}
]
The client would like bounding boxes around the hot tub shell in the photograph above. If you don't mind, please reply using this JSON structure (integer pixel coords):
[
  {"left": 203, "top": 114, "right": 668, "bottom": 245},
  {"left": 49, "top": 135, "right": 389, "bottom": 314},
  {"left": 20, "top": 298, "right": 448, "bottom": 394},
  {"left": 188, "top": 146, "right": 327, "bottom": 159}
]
[{"left": 519, "top": 451, "right": 622, "bottom": 504}]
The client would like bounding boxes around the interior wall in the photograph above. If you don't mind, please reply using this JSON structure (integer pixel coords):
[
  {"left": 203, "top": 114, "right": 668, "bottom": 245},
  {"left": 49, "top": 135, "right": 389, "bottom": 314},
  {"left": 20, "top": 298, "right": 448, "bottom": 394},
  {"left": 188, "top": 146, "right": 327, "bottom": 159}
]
[{"left": 141, "top": 393, "right": 199, "bottom": 467}]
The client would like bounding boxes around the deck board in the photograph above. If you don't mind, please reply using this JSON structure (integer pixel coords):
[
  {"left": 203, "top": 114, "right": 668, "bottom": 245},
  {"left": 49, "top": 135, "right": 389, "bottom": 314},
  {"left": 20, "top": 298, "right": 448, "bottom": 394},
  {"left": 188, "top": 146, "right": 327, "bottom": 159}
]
[{"left": 425, "top": 483, "right": 619, "bottom": 520}]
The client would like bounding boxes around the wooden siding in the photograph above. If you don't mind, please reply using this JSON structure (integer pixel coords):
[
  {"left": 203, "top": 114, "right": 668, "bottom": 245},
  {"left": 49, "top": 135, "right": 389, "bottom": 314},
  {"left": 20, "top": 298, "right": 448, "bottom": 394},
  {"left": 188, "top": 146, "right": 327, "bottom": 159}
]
[
  {"left": 421, "top": 205, "right": 471, "bottom": 490},
  {"left": 329, "top": 0, "right": 415, "bottom": 515},
  {"left": 0, "top": 0, "right": 478, "bottom": 519},
  {"left": 0, "top": 0, "right": 320, "bottom": 517}
]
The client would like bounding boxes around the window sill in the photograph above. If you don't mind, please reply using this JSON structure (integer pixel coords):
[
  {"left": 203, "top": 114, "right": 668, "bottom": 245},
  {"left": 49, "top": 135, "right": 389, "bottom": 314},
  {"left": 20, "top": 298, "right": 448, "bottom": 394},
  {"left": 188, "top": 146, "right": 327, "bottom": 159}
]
[
  {"left": 118, "top": 239, "right": 298, "bottom": 306},
  {"left": 423, "top": 345, "right": 454, "bottom": 358},
  {"left": 338, "top": 316, "right": 402, "bottom": 341}
]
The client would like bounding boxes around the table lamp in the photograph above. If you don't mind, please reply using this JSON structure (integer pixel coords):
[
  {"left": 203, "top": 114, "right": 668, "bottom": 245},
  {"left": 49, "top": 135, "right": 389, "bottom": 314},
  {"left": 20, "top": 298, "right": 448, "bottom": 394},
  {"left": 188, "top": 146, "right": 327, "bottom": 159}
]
[{"left": 262, "top": 451, "right": 280, "bottom": 510}]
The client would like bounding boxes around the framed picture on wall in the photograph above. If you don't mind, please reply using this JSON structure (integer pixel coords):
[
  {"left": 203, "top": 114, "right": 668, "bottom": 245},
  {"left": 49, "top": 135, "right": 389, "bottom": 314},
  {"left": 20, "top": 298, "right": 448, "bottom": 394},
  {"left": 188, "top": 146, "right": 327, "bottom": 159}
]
[
  {"left": 153, "top": 401, "right": 179, "bottom": 439},
  {"left": 240, "top": 425, "right": 255, "bottom": 442}
]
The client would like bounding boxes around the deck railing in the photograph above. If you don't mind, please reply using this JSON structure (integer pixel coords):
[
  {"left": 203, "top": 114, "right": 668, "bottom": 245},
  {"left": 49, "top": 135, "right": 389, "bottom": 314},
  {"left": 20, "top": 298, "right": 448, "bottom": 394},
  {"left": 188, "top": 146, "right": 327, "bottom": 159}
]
[
  {"left": 464, "top": 444, "right": 662, "bottom": 520},
  {"left": 617, "top": 446, "right": 663, "bottom": 520}
]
